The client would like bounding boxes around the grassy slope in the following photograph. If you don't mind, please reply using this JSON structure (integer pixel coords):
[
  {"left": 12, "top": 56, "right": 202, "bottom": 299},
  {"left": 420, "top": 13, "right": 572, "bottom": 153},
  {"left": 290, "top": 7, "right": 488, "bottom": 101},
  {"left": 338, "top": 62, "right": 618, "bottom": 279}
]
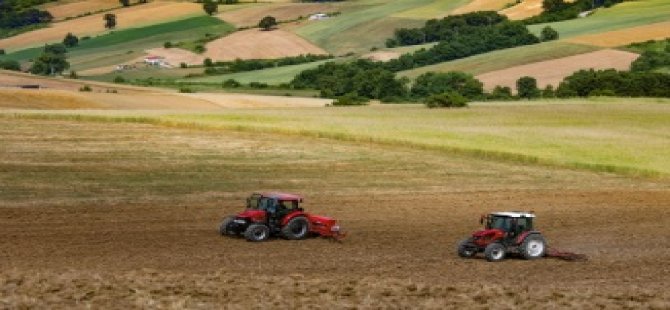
[
  {"left": 528, "top": 0, "right": 670, "bottom": 38},
  {"left": 181, "top": 59, "right": 336, "bottom": 84},
  {"left": 294, "top": 0, "right": 466, "bottom": 54},
  {"left": 1, "top": 16, "right": 234, "bottom": 71},
  {"left": 397, "top": 41, "right": 600, "bottom": 79},
  {"left": 6, "top": 98, "right": 670, "bottom": 177}
]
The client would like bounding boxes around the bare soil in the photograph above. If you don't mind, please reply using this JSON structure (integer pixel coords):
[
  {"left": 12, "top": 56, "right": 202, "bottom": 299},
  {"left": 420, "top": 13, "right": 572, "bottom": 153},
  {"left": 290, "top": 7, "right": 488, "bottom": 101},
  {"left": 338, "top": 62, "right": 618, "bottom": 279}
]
[
  {"left": 476, "top": 49, "right": 639, "bottom": 90},
  {"left": 0, "top": 118, "right": 668, "bottom": 308},
  {"left": 203, "top": 28, "right": 327, "bottom": 61}
]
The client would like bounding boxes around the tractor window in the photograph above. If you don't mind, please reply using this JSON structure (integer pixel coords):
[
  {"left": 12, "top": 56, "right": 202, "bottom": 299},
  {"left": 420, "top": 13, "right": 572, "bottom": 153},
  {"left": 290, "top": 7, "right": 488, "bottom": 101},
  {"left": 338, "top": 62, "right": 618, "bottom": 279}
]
[
  {"left": 257, "top": 197, "right": 273, "bottom": 211},
  {"left": 247, "top": 194, "right": 261, "bottom": 209},
  {"left": 517, "top": 218, "right": 528, "bottom": 232},
  {"left": 489, "top": 216, "right": 511, "bottom": 231},
  {"left": 278, "top": 200, "right": 298, "bottom": 210}
]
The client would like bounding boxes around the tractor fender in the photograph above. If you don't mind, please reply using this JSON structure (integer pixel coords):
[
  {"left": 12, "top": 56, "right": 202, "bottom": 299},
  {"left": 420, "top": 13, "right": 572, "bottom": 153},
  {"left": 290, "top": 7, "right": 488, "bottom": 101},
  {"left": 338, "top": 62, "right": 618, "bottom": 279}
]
[
  {"left": 280, "top": 211, "right": 308, "bottom": 226},
  {"left": 515, "top": 231, "right": 542, "bottom": 245},
  {"left": 237, "top": 209, "right": 266, "bottom": 223}
]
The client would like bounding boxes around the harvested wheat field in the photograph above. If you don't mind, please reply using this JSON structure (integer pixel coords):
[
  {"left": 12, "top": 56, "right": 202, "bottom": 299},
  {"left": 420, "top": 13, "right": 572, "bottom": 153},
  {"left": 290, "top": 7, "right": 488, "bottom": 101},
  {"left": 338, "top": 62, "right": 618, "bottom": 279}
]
[
  {"left": 217, "top": 2, "right": 337, "bottom": 27},
  {"left": 500, "top": 0, "right": 544, "bottom": 20},
  {"left": 43, "top": 0, "right": 120, "bottom": 21},
  {"left": 452, "top": 0, "right": 513, "bottom": 15},
  {"left": 180, "top": 93, "right": 330, "bottom": 108},
  {"left": 476, "top": 49, "right": 639, "bottom": 90},
  {"left": 204, "top": 29, "right": 327, "bottom": 61},
  {"left": 567, "top": 21, "right": 670, "bottom": 47},
  {"left": 362, "top": 51, "right": 402, "bottom": 62},
  {"left": 0, "top": 114, "right": 669, "bottom": 308},
  {"left": 0, "top": 1, "right": 202, "bottom": 51},
  {"left": 0, "top": 89, "right": 102, "bottom": 109}
]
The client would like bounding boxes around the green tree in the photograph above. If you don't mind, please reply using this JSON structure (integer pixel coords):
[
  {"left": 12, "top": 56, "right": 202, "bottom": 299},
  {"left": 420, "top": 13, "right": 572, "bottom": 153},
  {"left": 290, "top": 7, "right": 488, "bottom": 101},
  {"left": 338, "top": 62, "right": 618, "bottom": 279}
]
[
  {"left": 424, "top": 92, "right": 468, "bottom": 108},
  {"left": 488, "top": 85, "right": 513, "bottom": 100},
  {"left": 542, "top": 0, "right": 567, "bottom": 12},
  {"left": 516, "top": 76, "right": 541, "bottom": 99},
  {"left": 104, "top": 13, "right": 116, "bottom": 29},
  {"left": 119, "top": 0, "right": 130, "bottom": 7},
  {"left": 63, "top": 32, "right": 79, "bottom": 47},
  {"left": 540, "top": 26, "right": 559, "bottom": 41},
  {"left": 542, "top": 85, "right": 555, "bottom": 98},
  {"left": 203, "top": 0, "right": 218, "bottom": 15},
  {"left": 0, "top": 60, "right": 21, "bottom": 71},
  {"left": 30, "top": 43, "right": 69, "bottom": 75},
  {"left": 411, "top": 71, "right": 484, "bottom": 100},
  {"left": 203, "top": 58, "right": 213, "bottom": 67},
  {"left": 259, "top": 16, "right": 277, "bottom": 31}
]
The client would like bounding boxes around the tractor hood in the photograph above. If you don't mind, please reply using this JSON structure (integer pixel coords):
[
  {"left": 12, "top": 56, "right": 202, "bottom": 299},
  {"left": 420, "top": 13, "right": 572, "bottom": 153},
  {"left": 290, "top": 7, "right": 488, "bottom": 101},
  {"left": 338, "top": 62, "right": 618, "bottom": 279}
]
[
  {"left": 237, "top": 209, "right": 266, "bottom": 222},
  {"left": 472, "top": 228, "right": 504, "bottom": 238}
]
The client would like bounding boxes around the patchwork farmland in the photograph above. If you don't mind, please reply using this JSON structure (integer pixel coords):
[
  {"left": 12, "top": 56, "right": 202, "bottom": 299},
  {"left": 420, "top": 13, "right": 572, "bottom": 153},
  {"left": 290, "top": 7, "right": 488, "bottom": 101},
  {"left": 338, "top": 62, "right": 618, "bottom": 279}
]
[{"left": 0, "top": 0, "right": 669, "bottom": 308}]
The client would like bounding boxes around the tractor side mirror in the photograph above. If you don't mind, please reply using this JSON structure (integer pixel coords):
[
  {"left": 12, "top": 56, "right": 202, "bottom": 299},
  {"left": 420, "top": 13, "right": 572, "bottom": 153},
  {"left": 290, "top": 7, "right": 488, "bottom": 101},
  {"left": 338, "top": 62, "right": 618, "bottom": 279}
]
[
  {"left": 479, "top": 215, "right": 484, "bottom": 225},
  {"left": 246, "top": 198, "right": 250, "bottom": 208}
]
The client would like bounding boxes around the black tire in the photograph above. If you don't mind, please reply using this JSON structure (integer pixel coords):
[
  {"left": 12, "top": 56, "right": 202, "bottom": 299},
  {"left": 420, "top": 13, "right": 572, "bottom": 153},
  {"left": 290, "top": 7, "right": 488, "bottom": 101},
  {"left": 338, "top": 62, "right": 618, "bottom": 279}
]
[
  {"left": 281, "top": 216, "right": 310, "bottom": 240},
  {"left": 519, "top": 234, "right": 547, "bottom": 260},
  {"left": 457, "top": 238, "right": 477, "bottom": 258},
  {"left": 484, "top": 243, "right": 506, "bottom": 262},
  {"left": 244, "top": 224, "right": 270, "bottom": 242},
  {"left": 219, "top": 216, "right": 235, "bottom": 236}
]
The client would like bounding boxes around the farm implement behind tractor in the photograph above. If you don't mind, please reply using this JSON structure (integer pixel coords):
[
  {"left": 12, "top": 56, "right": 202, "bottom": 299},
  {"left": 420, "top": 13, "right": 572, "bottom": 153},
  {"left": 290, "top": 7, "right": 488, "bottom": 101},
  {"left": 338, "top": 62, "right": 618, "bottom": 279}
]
[
  {"left": 458, "top": 211, "right": 587, "bottom": 262},
  {"left": 219, "top": 192, "right": 345, "bottom": 242}
]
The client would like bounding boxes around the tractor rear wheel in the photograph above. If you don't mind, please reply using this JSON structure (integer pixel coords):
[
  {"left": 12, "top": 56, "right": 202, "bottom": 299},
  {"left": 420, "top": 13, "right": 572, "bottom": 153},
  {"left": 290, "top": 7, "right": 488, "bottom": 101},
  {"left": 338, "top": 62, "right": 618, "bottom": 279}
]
[
  {"left": 244, "top": 224, "right": 270, "bottom": 242},
  {"left": 282, "top": 216, "right": 310, "bottom": 240},
  {"left": 484, "top": 243, "right": 506, "bottom": 262},
  {"left": 219, "top": 216, "right": 235, "bottom": 236},
  {"left": 519, "top": 234, "right": 546, "bottom": 259},
  {"left": 457, "top": 239, "right": 477, "bottom": 258}
]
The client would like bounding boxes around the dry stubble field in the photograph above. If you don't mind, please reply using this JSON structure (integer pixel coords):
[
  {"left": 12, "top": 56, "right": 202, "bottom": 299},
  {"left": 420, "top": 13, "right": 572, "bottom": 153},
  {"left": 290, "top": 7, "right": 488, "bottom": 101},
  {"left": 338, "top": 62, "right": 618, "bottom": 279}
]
[{"left": 1, "top": 116, "right": 669, "bottom": 308}]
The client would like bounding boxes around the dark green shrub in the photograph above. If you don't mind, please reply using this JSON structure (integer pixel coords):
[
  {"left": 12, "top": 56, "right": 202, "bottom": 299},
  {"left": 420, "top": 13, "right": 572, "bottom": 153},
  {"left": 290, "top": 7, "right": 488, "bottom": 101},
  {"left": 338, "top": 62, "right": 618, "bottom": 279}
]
[
  {"left": 113, "top": 76, "right": 125, "bottom": 83},
  {"left": 332, "top": 93, "right": 368, "bottom": 106},
  {"left": 424, "top": 92, "right": 468, "bottom": 108},
  {"left": 222, "top": 79, "right": 241, "bottom": 88}
]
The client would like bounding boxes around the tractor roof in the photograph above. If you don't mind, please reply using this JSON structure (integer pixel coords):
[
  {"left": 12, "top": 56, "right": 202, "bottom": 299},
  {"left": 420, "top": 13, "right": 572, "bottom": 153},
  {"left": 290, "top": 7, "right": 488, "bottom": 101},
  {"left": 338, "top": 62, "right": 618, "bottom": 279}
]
[
  {"left": 258, "top": 192, "right": 303, "bottom": 201},
  {"left": 490, "top": 211, "right": 535, "bottom": 218}
]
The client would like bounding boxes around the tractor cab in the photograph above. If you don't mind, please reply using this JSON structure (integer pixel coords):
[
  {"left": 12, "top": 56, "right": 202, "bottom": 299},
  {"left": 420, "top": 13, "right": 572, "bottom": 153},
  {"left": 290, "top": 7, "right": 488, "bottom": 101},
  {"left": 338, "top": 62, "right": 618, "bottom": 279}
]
[{"left": 482, "top": 212, "right": 534, "bottom": 238}]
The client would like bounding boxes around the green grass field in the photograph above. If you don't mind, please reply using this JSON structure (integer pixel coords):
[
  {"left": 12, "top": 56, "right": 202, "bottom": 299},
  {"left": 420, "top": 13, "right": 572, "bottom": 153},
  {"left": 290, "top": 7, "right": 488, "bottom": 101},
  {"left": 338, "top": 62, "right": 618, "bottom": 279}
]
[
  {"left": 6, "top": 98, "right": 670, "bottom": 177},
  {"left": 528, "top": 0, "right": 670, "bottom": 39},
  {"left": 397, "top": 41, "right": 600, "bottom": 79},
  {"left": 181, "top": 59, "right": 336, "bottom": 84},
  {"left": 294, "top": 0, "right": 454, "bottom": 54},
  {"left": 2, "top": 16, "right": 234, "bottom": 71}
]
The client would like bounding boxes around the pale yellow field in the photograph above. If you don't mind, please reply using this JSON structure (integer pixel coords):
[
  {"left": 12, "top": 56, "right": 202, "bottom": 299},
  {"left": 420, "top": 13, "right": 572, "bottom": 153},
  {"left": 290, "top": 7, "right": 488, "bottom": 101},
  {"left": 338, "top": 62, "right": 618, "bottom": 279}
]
[
  {"left": 0, "top": 1, "right": 203, "bottom": 51},
  {"left": 452, "top": 0, "right": 514, "bottom": 15},
  {"left": 567, "top": 21, "right": 670, "bottom": 47},
  {"left": 500, "top": 0, "right": 544, "bottom": 20},
  {"left": 0, "top": 89, "right": 102, "bottom": 109},
  {"left": 475, "top": 49, "right": 639, "bottom": 90},
  {"left": 44, "top": 0, "right": 119, "bottom": 21},
  {"left": 203, "top": 29, "right": 327, "bottom": 61}
]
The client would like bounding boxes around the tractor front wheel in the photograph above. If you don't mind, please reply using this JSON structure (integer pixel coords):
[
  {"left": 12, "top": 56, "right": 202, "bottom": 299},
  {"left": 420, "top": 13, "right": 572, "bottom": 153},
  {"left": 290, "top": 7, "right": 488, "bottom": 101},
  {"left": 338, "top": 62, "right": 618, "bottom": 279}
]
[
  {"left": 519, "top": 234, "right": 546, "bottom": 259},
  {"left": 219, "top": 216, "right": 235, "bottom": 236},
  {"left": 282, "top": 216, "right": 310, "bottom": 240},
  {"left": 484, "top": 243, "right": 506, "bottom": 262},
  {"left": 457, "top": 239, "right": 477, "bottom": 258},
  {"left": 244, "top": 224, "right": 270, "bottom": 242}
]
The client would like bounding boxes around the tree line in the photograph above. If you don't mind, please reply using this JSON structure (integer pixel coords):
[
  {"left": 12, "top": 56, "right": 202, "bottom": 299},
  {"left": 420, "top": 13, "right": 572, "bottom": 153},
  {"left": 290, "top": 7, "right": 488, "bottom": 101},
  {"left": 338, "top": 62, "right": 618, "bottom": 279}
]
[
  {"left": 202, "top": 54, "right": 332, "bottom": 75},
  {"left": 0, "top": 0, "right": 53, "bottom": 29}
]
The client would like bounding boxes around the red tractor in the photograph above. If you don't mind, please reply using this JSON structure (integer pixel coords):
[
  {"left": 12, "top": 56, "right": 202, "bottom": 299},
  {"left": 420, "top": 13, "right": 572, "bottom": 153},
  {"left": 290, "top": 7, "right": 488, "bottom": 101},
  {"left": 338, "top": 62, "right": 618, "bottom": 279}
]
[
  {"left": 219, "top": 192, "right": 344, "bottom": 242},
  {"left": 458, "top": 211, "right": 547, "bottom": 262}
]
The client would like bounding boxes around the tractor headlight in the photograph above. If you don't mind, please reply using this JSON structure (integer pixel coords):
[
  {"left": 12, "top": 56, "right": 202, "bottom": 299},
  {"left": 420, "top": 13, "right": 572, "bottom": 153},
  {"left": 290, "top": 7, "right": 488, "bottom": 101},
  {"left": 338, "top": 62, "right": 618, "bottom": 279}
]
[
  {"left": 331, "top": 225, "right": 340, "bottom": 232},
  {"left": 233, "top": 219, "right": 246, "bottom": 224}
]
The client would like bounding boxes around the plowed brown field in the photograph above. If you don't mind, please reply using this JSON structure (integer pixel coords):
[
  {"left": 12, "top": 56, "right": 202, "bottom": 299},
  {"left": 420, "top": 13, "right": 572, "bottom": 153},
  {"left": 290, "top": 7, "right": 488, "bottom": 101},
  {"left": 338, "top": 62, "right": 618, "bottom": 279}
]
[
  {"left": 476, "top": 49, "right": 639, "bottom": 90},
  {"left": 1, "top": 117, "right": 669, "bottom": 308}
]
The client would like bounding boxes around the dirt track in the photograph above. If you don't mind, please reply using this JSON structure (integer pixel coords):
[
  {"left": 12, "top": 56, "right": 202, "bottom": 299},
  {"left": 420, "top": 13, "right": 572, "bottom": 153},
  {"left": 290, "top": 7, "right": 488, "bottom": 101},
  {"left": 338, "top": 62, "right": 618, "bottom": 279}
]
[{"left": 1, "top": 118, "right": 669, "bottom": 308}]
